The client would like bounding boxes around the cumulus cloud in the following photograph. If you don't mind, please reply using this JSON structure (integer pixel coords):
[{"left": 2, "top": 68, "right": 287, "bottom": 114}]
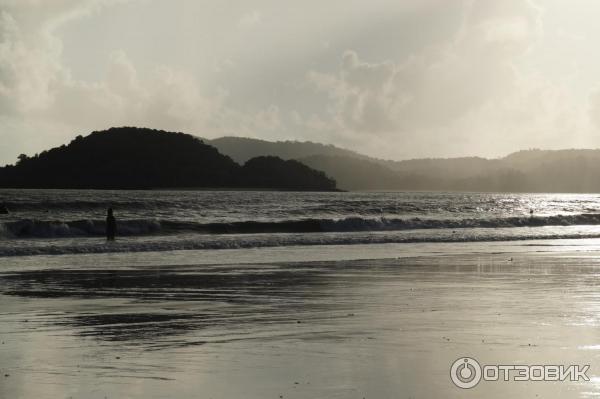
[
  {"left": 306, "top": 0, "right": 542, "bottom": 135},
  {"left": 0, "top": 1, "right": 129, "bottom": 113},
  {"left": 295, "top": 0, "right": 590, "bottom": 158},
  {"left": 0, "top": 0, "right": 283, "bottom": 162}
]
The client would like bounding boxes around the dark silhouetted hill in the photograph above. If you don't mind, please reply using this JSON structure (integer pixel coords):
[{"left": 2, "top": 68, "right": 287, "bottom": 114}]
[
  {"left": 0, "top": 127, "right": 338, "bottom": 190},
  {"left": 208, "top": 136, "right": 370, "bottom": 164},
  {"left": 242, "top": 156, "right": 335, "bottom": 190},
  {"left": 5, "top": 129, "right": 600, "bottom": 192}
]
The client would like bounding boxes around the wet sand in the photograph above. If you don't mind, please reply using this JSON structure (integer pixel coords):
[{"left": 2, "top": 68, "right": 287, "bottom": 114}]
[{"left": 2, "top": 246, "right": 600, "bottom": 398}]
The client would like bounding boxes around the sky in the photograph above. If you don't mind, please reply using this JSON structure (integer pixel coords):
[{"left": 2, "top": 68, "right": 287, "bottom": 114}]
[{"left": 1, "top": 0, "right": 600, "bottom": 164}]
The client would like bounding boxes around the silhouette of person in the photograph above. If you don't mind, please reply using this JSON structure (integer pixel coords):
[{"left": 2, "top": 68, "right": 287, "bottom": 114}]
[{"left": 106, "top": 207, "right": 116, "bottom": 241}]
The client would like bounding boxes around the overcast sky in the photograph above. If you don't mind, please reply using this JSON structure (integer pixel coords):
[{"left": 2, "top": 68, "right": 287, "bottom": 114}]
[{"left": 1, "top": 0, "right": 600, "bottom": 164}]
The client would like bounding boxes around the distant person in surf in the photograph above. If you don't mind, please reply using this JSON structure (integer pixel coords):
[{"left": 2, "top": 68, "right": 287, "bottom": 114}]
[{"left": 106, "top": 207, "right": 117, "bottom": 241}]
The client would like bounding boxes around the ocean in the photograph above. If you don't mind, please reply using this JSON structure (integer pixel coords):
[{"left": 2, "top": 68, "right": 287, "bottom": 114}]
[
  {"left": 2, "top": 189, "right": 600, "bottom": 257},
  {"left": 3, "top": 189, "right": 600, "bottom": 398}
]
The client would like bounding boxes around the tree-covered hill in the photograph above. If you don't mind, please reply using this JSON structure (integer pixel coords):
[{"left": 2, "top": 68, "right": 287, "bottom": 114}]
[
  {"left": 0, "top": 127, "right": 338, "bottom": 191},
  {"left": 242, "top": 156, "right": 335, "bottom": 190}
]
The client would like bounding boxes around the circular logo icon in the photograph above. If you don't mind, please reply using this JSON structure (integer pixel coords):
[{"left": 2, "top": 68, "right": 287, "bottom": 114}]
[{"left": 450, "top": 357, "right": 482, "bottom": 389}]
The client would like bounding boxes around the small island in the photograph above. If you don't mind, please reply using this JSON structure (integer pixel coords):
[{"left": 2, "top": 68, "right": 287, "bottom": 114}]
[{"left": 0, "top": 127, "right": 338, "bottom": 191}]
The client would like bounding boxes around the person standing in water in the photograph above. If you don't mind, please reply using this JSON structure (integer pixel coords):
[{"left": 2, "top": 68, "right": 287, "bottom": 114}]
[{"left": 106, "top": 208, "right": 117, "bottom": 241}]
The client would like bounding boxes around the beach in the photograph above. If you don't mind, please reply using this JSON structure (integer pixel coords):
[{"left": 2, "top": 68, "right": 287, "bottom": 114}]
[
  {"left": 4, "top": 0, "right": 600, "bottom": 396},
  {"left": 2, "top": 240, "right": 600, "bottom": 398}
]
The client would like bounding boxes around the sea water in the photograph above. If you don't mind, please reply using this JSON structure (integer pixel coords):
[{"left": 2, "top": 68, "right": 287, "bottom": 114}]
[{"left": 1, "top": 189, "right": 600, "bottom": 257}]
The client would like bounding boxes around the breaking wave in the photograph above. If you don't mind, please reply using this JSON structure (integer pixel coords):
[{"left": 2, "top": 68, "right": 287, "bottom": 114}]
[
  {"left": 1, "top": 230, "right": 600, "bottom": 257},
  {"left": 3, "top": 213, "right": 600, "bottom": 238}
]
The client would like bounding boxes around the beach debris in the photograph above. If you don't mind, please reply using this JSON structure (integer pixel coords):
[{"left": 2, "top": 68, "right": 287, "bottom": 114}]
[
  {"left": 115, "top": 356, "right": 121, "bottom": 359},
  {"left": 4, "top": 373, "right": 9, "bottom": 377}
]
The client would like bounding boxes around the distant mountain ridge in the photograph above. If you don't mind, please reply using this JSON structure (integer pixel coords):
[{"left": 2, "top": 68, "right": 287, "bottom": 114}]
[
  {"left": 207, "top": 136, "right": 371, "bottom": 164},
  {"left": 208, "top": 136, "right": 600, "bottom": 193},
  {"left": 3, "top": 129, "right": 600, "bottom": 192},
  {"left": 0, "top": 128, "right": 337, "bottom": 190}
]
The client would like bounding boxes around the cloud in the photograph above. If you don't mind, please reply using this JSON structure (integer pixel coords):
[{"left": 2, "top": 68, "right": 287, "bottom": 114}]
[
  {"left": 588, "top": 89, "right": 600, "bottom": 130},
  {"left": 0, "top": 1, "right": 127, "bottom": 116},
  {"left": 295, "top": 0, "right": 582, "bottom": 158},
  {"left": 0, "top": 10, "right": 60, "bottom": 114},
  {"left": 253, "top": 105, "right": 281, "bottom": 131},
  {"left": 0, "top": 0, "right": 283, "bottom": 163},
  {"left": 238, "top": 10, "right": 261, "bottom": 29},
  {"left": 306, "top": 0, "right": 542, "bottom": 134},
  {"left": 0, "top": 0, "right": 597, "bottom": 163}
]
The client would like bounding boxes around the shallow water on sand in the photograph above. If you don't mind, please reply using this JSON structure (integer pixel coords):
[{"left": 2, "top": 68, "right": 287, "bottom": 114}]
[{"left": 3, "top": 242, "right": 600, "bottom": 398}]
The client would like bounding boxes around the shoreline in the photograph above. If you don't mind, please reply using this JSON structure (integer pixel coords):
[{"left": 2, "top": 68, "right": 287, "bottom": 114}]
[{"left": 2, "top": 236, "right": 600, "bottom": 269}]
